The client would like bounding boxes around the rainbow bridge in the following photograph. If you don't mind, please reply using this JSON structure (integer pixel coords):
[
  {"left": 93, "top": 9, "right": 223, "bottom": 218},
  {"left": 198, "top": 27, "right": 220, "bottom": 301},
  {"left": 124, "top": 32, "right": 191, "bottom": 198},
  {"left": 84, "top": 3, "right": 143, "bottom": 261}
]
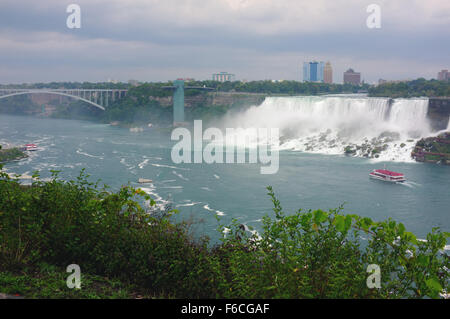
[{"left": 0, "top": 88, "right": 128, "bottom": 111}]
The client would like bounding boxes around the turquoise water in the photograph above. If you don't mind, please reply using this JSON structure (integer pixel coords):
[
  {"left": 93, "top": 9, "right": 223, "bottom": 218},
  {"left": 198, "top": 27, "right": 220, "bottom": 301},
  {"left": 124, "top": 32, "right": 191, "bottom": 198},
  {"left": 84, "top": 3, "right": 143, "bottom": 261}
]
[{"left": 1, "top": 114, "right": 449, "bottom": 242}]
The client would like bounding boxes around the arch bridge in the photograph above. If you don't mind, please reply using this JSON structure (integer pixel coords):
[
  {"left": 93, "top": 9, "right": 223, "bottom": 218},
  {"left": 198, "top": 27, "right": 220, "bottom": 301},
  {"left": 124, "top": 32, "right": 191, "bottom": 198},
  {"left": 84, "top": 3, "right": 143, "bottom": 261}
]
[{"left": 0, "top": 89, "right": 128, "bottom": 111}]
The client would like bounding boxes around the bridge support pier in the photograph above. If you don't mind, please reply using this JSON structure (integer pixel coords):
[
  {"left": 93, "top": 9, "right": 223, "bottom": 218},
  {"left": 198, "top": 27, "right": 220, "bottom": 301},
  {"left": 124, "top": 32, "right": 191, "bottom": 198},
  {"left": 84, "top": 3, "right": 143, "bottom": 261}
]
[{"left": 173, "top": 80, "right": 185, "bottom": 125}]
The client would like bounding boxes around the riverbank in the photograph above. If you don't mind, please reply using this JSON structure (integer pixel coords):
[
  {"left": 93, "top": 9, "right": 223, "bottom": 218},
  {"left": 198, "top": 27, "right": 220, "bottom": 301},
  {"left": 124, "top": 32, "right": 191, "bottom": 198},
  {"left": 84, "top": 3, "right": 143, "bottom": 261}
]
[{"left": 0, "top": 146, "right": 27, "bottom": 163}]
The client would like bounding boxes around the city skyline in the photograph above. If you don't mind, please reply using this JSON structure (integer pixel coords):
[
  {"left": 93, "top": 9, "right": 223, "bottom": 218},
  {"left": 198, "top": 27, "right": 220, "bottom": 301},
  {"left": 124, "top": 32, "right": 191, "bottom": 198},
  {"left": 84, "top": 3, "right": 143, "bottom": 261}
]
[{"left": 0, "top": 1, "right": 449, "bottom": 84}]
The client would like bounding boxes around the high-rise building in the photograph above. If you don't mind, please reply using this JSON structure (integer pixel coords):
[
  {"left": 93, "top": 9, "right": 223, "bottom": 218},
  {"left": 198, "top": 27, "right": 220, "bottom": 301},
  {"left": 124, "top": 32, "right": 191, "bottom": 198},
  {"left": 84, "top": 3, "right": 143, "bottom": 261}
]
[
  {"left": 343, "top": 68, "right": 361, "bottom": 85},
  {"left": 323, "top": 62, "right": 333, "bottom": 84},
  {"left": 438, "top": 69, "right": 449, "bottom": 81},
  {"left": 212, "top": 72, "right": 235, "bottom": 82},
  {"left": 303, "top": 61, "right": 325, "bottom": 82}
]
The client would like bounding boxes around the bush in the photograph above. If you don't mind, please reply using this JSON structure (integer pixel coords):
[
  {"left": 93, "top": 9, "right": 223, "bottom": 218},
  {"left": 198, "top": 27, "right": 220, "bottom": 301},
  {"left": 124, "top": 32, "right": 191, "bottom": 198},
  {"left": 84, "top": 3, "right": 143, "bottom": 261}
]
[
  {"left": 211, "top": 187, "right": 449, "bottom": 298},
  {"left": 0, "top": 169, "right": 214, "bottom": 298},
  {"left": 0, "top": 166, "right": 448, "bottom": 298}
]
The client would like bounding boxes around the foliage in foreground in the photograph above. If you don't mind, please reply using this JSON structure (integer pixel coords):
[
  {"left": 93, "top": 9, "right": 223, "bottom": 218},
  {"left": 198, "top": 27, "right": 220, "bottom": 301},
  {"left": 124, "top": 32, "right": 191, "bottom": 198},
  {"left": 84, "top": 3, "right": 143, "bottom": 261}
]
[
  {"left": 0, "top": 264, "right": 149, "bottom": 299},
  {"left": 0, "top": 168, "right": 448, "bottom": 299},
  {"left": 215, "top": 187, "right": 449, "bottom": 298}
]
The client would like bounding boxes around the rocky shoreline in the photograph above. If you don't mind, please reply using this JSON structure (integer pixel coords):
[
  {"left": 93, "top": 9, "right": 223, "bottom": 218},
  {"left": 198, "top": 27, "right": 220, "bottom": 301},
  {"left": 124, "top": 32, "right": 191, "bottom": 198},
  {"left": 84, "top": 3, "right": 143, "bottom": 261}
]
[
  {"left": 0, "top": 146, "right": 28, "bottom": 163},
  {"left": 412, "top": 132, "right": 450, "bottom": 165}
]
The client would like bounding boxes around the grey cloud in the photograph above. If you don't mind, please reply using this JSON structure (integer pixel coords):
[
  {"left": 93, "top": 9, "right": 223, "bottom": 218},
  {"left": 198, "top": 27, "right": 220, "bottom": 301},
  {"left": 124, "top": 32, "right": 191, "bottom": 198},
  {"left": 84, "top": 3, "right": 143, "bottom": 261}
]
[{"left": 0, "top": 0, "right": 448, "bottom": 83}]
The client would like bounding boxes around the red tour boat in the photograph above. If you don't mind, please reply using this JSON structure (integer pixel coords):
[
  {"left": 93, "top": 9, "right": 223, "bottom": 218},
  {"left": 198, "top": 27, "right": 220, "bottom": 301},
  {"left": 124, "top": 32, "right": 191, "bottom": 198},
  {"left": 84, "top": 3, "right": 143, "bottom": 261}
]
[
  {"left": 369, "top": 169, "right": 406, "bottom": 183},
  {"left": 25, "top": 144, "right": 38, "bottom": 151}
]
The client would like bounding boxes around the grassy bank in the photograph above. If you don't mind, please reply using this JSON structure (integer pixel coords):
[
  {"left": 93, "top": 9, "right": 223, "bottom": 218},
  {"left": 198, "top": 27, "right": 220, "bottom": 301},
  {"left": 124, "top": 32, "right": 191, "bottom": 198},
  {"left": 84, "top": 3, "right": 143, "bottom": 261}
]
[{"left": 0, "top": 168, "right": 448, "bottom": 299}]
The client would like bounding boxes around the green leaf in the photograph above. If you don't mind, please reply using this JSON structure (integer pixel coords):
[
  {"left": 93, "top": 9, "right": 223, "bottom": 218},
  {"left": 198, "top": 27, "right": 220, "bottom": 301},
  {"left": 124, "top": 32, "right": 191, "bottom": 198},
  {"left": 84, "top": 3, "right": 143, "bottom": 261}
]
[
  {"left": 417, "top": 255, "right": 429, "bottom": 267},
  {"left": 397, "top": 223, "right": 405, "bottom": 236},
  {"left": 313, "top": 210, "right": 327, "bottom": 224},
  {"left": 404, "top": 232, "right": 417, "bottom": 244},
  {"left": 344, "top": 215, "right": 353, "bottom": 231},
  {"left": 425, "top": 278, "right": 442, "bottom": 293},
  {"left": 333, "top": 215, "right": 345, "bottom": 232}
]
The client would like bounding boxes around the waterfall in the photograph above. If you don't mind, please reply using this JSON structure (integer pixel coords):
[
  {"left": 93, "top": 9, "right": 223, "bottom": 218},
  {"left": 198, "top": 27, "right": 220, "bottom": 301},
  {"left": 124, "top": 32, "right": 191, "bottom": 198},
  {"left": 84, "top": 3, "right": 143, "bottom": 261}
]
[{"left": 221, "top": 95, "right": 431, "bottom": 162}]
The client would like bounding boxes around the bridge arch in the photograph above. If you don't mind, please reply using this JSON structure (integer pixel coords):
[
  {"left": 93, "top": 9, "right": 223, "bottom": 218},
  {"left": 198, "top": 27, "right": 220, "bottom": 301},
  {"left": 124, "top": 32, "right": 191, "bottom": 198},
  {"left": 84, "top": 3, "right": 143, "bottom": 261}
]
[{"left": 0, "top": 91, "right": 106, "bottom": 111}]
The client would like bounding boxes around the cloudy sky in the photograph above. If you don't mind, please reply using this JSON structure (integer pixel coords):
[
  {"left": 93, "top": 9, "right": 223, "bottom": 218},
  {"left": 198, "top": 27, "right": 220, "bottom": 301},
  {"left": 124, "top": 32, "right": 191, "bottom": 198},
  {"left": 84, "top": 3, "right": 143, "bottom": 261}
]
[{"left": 0, "top": 0, "right": 449, "bottom": 84}]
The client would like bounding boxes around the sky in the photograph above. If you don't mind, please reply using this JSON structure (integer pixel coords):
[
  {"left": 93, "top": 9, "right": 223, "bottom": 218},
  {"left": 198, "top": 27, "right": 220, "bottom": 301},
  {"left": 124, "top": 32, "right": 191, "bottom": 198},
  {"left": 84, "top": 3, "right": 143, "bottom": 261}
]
[{"left": 0, "top": 0, "right": 449, "bottom": 84}]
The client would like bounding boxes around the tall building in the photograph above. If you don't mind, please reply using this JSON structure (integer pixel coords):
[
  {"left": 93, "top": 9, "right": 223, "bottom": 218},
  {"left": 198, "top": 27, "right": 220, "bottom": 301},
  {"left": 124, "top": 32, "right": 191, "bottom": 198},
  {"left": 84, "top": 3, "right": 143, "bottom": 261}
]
[
  {"left": 212, "top": 72, "right": 235, "bottom": 82},
  {"left": 323, "top": 62, "right": 333, "bottom": 84},
  {"left": 343, "top": 68, "right": 361, "bottom": 85},
  {"left": 303, "top": 61, "right": 325, "bottom": 82},
  {"left": 438, "top": 69, "right": 449, "bottom": 81}
]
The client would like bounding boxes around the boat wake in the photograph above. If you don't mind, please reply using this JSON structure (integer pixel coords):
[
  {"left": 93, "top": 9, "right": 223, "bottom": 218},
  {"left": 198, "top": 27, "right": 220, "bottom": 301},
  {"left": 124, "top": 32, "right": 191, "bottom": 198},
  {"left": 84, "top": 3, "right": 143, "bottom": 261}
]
[
  {"left": 402, "top": 180, "right": 422, "bottom": 188},
  {"left": 76, "top": 148, "right": 104, "bottom": 160},
  {"left": 399, "top": 181, "right": 416, "bottom": 188},
  {"left": 203, "top": 204, "right": 226, "bottom": 216}
]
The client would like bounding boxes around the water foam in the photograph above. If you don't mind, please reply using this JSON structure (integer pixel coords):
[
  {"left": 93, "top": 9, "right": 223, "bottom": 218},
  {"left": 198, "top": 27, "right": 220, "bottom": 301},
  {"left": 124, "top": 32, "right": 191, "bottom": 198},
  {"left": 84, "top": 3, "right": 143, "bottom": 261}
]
[
  {"left": 176, "top": 201, "right": 201, "bottom": 207},
  {"left": 76, "top": 148, "right": 104, "bottom": 160},
  {"left": 172, "top": 170, "right": 189, "bottom": 181},
  {"left": 138, "top": 159, "right": 149, "bottom": 169},
  {"left": 203, "top": 204, "right": 226, "bottom": 216}
]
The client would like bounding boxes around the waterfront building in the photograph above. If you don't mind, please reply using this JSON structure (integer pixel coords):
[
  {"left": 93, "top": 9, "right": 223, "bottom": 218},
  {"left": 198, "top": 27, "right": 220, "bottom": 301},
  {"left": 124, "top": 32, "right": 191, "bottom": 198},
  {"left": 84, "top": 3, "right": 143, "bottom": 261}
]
[
  {"left": 343, "top": 68, "right": 361, "bottom": 85},
  {"left": 438, "top": 69, "right": 449, "bottom": 81},
  {"left": 212, "top": 72, "right": 235, "bottom": 82},
  {"left": 323, "top": 62, "right": 333, "bottom": 84}
]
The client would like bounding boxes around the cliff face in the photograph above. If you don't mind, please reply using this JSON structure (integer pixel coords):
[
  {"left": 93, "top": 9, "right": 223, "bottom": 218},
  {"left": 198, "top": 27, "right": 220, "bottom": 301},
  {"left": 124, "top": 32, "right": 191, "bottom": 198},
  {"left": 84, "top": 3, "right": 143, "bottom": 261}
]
[
  {"left": 427, "top": 98, "right": 450, "bottom": 131},
  {"left": 204, "top": 92, "right": 266, "bottom": 108},
  {"left": 148, "top": 92, "right": 266, "bottom": 109},
  {"left": 412, "top": 132, "right": 450, "bottom": 165}
]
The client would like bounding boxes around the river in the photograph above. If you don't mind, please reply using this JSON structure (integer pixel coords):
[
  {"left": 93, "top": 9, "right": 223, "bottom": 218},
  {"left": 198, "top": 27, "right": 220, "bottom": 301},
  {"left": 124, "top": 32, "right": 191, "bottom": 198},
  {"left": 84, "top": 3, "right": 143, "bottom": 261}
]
[{"left": 1, "top": 95, "right": 449, "bottom": 243}]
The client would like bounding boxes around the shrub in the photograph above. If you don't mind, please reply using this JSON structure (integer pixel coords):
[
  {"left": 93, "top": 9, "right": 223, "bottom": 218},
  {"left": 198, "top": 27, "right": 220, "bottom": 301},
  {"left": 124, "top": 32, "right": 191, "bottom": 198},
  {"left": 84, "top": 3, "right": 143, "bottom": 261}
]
[
  {"left": 0, "top": 166, "right": 448, "bottom": 298},
  {"left": 0, "top": 169, "right": 214, "bottom": 298},
  {"left": 212, "top": 187, "right": 449, "bottom": 298}
]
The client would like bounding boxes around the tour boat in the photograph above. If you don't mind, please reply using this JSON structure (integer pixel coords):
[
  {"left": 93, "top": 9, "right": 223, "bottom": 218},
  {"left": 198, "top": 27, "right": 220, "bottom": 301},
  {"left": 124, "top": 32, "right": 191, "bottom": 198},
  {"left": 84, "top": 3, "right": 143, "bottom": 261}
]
[
  {"left": 25, "top": 144, "right": 38, "bottom": 151},
  {"left": 138, "top": 178, "right": 153, "bottom": 184},
  {"left": 369, "top": 169, "right": 406, "bottom": 183}
]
